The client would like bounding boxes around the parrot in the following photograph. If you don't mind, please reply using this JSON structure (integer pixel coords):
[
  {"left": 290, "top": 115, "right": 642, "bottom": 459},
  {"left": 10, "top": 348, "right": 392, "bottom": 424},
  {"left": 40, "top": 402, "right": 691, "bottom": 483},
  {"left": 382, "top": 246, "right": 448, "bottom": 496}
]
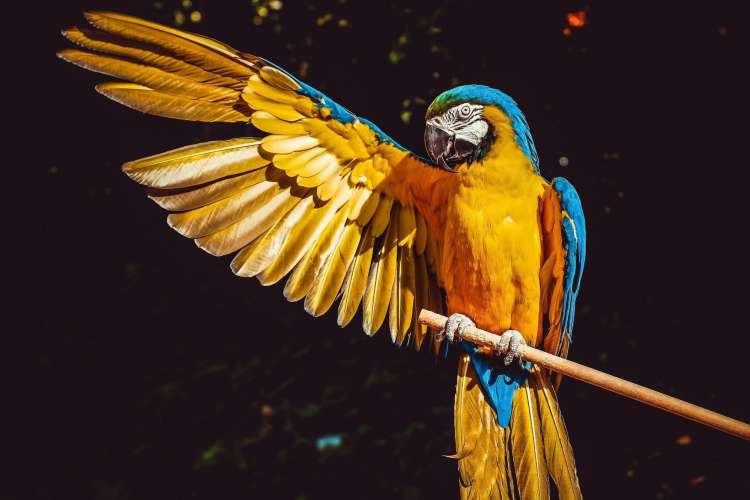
[{"left": 59, "top": 12, "right": 586, "bottom": 499}]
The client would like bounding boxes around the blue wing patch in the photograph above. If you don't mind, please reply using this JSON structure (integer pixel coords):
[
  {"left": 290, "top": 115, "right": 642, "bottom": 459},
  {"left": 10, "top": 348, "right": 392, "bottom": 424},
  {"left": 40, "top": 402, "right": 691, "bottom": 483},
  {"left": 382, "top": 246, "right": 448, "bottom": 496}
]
[
  {"left": 263, "top": 60, "right": 410, "bottom": 152},
  {"left": 551, "top": 177, "right": 587, "bottom": 342}
]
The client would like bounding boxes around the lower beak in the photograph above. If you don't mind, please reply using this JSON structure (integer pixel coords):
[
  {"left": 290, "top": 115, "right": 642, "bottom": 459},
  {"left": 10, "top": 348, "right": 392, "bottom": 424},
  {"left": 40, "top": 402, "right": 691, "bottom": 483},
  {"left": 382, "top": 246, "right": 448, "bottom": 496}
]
[{"left": 424, "top": 124, "right": 455, "bottom": 171}]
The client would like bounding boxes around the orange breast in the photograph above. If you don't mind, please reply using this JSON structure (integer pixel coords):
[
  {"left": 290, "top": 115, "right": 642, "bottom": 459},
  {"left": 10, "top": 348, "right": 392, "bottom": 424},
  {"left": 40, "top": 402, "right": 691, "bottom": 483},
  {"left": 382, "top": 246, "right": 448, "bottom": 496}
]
[{"left": 440, "top": 164, "right": 547, "bottom": 346}]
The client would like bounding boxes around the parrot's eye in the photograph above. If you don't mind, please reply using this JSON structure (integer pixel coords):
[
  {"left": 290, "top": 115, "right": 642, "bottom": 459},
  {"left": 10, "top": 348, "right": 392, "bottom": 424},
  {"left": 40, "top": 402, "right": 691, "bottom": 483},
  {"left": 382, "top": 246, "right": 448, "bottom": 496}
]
[{"left": 459, "top": 104, "right": 472, "bottom": 118}]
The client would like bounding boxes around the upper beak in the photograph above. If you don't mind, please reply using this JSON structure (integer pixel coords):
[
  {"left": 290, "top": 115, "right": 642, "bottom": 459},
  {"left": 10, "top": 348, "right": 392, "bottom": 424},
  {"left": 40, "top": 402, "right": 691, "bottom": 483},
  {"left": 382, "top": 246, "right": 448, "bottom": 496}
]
[{"left": 424, "top": 123, "right": 455, "bottom": 171}]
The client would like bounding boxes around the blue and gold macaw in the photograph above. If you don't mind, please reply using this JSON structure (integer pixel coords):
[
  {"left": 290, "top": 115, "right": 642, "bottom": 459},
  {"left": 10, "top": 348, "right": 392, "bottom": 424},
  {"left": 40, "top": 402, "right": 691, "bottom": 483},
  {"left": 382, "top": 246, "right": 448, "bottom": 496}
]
[{"left": 60, "top": 12, "right": 586, "bottom": 499}]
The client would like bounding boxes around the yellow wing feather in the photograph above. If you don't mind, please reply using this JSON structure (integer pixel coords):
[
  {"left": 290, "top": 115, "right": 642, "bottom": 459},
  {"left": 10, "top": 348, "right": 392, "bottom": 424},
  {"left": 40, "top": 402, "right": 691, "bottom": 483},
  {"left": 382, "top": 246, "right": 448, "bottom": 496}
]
[
  {"left": 195, "top": 187, "right": 304, "bottom": 257},
  {"left": 148, "top": 170, "right": 268, "bottom": 212},
  {"left": 337, "top": 226, "right": 376, "bottom": 327},
  {"left": 362, "top": 214, "right": 398, "bottom": 336},
  {"left": 412, "top": 253, "right": 431, "bottom": 350},
  {"left": 122, "top": 138, "right": 268, "bottom": 188},
  {"left": 283, "top": 197, "right": 351, "bottom": 302},
  {"left": 305, "top": 221, "right": 364, "bottom": 317}
]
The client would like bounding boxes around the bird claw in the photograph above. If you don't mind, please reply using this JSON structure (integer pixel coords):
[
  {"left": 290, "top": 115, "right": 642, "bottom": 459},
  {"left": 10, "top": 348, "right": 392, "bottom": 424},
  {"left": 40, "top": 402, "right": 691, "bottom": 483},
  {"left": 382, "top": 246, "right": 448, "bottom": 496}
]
[
  {"left": 442, "top": 313, "right": 475, "bottom": 344},
  {"left": 497, "top": 330, "right": 526, "bottom": 366}
]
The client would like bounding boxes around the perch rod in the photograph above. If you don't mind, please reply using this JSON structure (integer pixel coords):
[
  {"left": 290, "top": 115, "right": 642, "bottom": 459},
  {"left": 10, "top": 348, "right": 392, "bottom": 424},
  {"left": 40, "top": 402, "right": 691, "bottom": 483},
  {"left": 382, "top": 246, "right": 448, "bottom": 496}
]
[{"left": 418, "top": 309, "right": 750, "bottom": 442}]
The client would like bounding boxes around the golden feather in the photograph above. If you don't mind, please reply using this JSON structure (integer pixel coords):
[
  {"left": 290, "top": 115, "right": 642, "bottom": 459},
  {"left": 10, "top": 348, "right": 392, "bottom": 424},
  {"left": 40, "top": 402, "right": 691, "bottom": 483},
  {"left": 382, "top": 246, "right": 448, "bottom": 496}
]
[
  {"left": 304, "top": 119, "right": 358, "bottom": 160},
  {"left": 532, "top": 370, "right": 582, "bottom": 500},
  {"left": 369, "top": 195, "right": 393, "bottom": 237},
  {"left": 388, "top": 242, "right": 415, "bottom": 345},
  {"left": 247, "top": 74, "right": 298, "bottom": 104},
  {"left": 283, "top": 201, "right": 350, "bottom": 302},
  {"left": 230, "top": 195, "right": 314, "bottom": 278},
  {"left": 397, "top": 205, "right": 417, "bottom": 247},
  {"left": 167, "top": 180, "right": 282, "bottom": 239},
  {"left": 455, "top": 357, "right": 517, "bottom": 500},
  {"left": 287, "top": 150, "right": 337, "bottom": 178},
  {"left": 337, "top": 226, "right": 376, "bottom": 327},
  {"left": 427, "top": 268, "right": 445, "bottom": 356},
  {"left": 362, "top": 209, "right": 398, "bottom": 335},
  {"left": 251, "top": 111, "right": 307, "bottom": 135},
  {"left": 61, "top": 27, "right": 245, "bottom": 89},
  {"left": 83, "top": 11, "right": 254, "bottom": 78},
  {"left": 509, "top": 383, "right": 550, "bottom": 500},
  {"left": 195, "top": 187, "right": 304, "bottom": 256},
  {"left": 259, "top": 65, "right": 302, "bottom": 91},
  {"left": 261, "top": 134, "right": 319, "bottom": 154},
  {"left": 59, "top": 49, "right": 238, "bottom": 103},
  {"left": 454, "top": 354, "right": 482, "bottom": 482},
  {"left": 242, "top": 90, "right": 306, "bottom": 121},
  {"left": 295, "top": 155, "right": 341, "bottom": 187},
  {"left": 272, "top": 147, "right": 325, "bottom": 173},
  {"left": 96, "top": 82, "right": 251, "bottom": 122},
  {"left": 148, "top": 169, "right": 267, "bottom": 211},
  {"left": 317, "top": 172, "right": 343, "bottom": 201},
  {"left": 346, "top": 187, "right": 372, "bottom": 221},
  {"left": 305, "top": 221, "right": 363, "bottom": 317},
  {"left": 122, "top": 138, "right": 267, "bottom": 189},
  {"left": 356, "top": 190, "right": 380, "bottom": 226},
  {"left": 257, "top": 182, "right": 350, "bottom": 285},
  {"left": 412, "top": 252, "right": 430, "bottom": 350},
  {"left": 415, "top": 212, "right": 428, "bottom": 255}
]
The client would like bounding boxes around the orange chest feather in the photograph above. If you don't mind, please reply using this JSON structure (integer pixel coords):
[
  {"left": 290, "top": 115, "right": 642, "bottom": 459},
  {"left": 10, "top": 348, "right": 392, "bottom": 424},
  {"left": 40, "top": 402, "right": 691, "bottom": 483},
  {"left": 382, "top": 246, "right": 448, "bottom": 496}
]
[{"left": 440, "top": 169, "right": 546, "bottom": 342}]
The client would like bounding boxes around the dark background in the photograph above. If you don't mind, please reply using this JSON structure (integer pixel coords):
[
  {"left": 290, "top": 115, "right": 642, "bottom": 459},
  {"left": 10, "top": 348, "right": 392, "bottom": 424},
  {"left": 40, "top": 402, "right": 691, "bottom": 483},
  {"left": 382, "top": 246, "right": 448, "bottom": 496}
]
[{"left": 10, "top": 1, "right": 747, "bottom": 499}]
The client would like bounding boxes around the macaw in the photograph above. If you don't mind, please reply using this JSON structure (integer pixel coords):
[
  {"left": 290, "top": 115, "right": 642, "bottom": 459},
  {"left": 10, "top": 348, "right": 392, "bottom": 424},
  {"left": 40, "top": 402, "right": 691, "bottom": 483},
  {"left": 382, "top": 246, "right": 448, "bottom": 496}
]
[{"left": 59, "top": 12, "right": 586, "bottom": 499}]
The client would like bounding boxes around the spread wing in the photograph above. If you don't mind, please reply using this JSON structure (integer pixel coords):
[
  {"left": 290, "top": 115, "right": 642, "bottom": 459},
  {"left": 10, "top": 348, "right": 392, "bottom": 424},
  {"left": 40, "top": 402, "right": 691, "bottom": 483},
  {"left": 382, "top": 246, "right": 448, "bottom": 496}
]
[
  {"left": 540, "top": 177, "right": 586, "bottom": 362},
  {"left": 59, "top": 11, "right": 450, "bottom": 350}
]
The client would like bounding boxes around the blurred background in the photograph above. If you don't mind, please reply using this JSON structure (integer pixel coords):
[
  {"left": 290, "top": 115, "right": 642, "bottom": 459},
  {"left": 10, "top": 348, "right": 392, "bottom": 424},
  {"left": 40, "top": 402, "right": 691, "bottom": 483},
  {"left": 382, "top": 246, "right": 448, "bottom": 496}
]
[{"left": 11, "top": 0, "right": 747, "bottom": 498}]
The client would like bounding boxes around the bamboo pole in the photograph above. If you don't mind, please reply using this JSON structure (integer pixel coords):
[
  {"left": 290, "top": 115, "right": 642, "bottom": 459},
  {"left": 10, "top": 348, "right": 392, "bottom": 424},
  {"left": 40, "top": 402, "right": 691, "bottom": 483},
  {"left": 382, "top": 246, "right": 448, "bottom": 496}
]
[{"left": 418, "top": 309, "right": 750, "bottom": 442}]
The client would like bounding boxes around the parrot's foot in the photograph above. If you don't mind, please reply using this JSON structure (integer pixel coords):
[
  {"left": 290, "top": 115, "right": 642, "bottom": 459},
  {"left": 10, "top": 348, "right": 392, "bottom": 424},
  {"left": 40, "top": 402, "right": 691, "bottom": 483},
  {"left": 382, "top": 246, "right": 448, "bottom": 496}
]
[
  {"left": 497, "top": 330, "right": 527, "bottom": 366},
  {"left": 442, "top": 313, "right": 475, "bottom": 343}
]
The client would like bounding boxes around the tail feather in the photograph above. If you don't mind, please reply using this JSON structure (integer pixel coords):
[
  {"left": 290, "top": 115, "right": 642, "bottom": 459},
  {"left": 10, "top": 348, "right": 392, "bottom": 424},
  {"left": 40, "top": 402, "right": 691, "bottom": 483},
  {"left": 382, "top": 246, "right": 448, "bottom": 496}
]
[
  {"left": 454, "top": 353, "right": 480, "bottom": 484},
  {"left": 454, "top": 354, "right": 514, "bottom": 500},
  {"left": 455, "top": 360, "right": 581, "bottom": 500},
  {"left": 532, "top": 369, "right": 582, "bottom": 500},
  {"left": 509, "top": 384, "right": 550, "bottom": 499}
]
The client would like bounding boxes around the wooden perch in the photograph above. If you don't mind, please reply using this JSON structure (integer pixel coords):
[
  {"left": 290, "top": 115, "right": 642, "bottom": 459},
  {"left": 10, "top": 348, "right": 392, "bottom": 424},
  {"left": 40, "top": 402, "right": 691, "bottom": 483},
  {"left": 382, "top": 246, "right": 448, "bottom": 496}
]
[{"left": 418, "top": 309, "right": 750, "bottom": 441}]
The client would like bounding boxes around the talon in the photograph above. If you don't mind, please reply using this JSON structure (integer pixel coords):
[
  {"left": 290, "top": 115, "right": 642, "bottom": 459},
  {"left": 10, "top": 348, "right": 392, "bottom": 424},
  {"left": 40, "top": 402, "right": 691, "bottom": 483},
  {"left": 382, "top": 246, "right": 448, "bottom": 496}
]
[
  {"left": 496, "top": 330, "right": 526, "bottom": 366},
  {"left": 442, "top": 313, "right": 475, "bottom": 344}
]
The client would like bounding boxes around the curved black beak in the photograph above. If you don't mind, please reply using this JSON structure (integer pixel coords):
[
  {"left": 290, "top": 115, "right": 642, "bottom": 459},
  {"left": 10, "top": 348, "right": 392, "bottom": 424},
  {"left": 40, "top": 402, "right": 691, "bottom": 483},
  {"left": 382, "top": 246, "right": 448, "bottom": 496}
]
[{"left": 424, "top": 123, "right": 456, "bottom": 171}]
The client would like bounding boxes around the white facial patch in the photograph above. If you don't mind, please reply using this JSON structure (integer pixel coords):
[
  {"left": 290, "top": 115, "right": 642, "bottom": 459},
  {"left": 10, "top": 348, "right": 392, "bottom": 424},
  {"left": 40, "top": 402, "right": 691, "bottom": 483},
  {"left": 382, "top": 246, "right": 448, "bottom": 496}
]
[
  {"left": 427, "top": 103, "right": 489, "bottom": 146},
  {"left": 455, "top": 119, "right": 489, "bottom": 146}
]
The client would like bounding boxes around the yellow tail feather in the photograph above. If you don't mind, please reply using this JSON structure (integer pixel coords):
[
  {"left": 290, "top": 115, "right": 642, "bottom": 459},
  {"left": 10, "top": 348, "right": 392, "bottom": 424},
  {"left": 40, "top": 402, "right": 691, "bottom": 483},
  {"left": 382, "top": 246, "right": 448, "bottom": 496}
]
[{"left": 454, "top": 359, "right": 582, "bottom": 500}]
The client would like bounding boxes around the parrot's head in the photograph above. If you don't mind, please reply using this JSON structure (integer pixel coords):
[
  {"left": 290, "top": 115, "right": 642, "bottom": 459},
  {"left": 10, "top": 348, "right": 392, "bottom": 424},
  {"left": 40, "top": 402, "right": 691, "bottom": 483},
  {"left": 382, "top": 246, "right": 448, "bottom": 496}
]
[{"left": 424, "top": 84, "right": 538, "bottom": 172}]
